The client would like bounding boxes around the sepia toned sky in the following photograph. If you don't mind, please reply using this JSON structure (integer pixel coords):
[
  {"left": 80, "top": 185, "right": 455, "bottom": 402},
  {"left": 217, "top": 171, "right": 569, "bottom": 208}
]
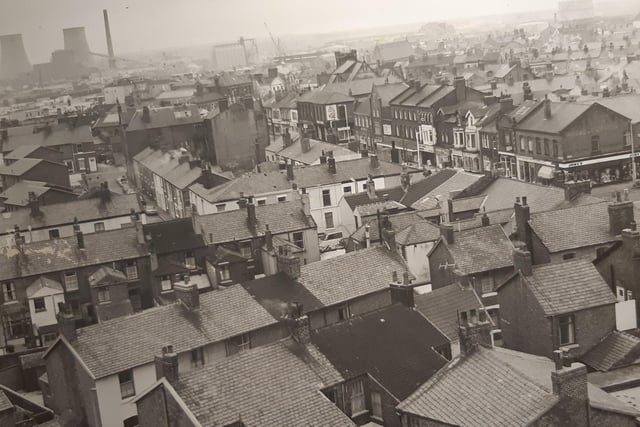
[{"left": 0, "top": 0, "right": 571, "bottom": 62}]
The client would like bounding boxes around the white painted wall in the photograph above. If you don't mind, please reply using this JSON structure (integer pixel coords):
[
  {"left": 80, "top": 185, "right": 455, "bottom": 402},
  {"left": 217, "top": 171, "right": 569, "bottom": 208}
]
[
  {"left": 189, "top": 189, "right": 296, "bottom": 215},
  {"left": 404, "top": 242, "right": 434, "bottom": 282},
  {"left": 28, "top": 291, "right": 65, "bottom": 329}
]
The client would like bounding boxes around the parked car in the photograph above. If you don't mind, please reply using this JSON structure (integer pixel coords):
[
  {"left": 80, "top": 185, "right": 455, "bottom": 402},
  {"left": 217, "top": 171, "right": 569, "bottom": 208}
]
[
  {"left": 319, "top": 229, "right": 345, "bottom": 252},
  {"left": 144, "top": 205, "right": 159, "bottom": 216}
]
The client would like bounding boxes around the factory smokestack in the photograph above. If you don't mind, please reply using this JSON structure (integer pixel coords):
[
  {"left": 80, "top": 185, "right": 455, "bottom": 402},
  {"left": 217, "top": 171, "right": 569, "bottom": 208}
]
[
  {"left": 0, "top": 34, "right": 32, "bottom": 80},
  {"left": 103, "top": 9, "right": 116, "bottom": 69},
  {"left": 63, "top": 27, "right": 91, "bottom": 66}
]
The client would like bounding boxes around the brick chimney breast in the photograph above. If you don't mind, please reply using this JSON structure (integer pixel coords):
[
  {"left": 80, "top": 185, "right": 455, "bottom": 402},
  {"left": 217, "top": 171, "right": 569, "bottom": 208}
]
[
  {"left": 154, "top": 345, "right": 179, "bottom": 384},
  {"left": 174, "top": 282, "right": 199, "bottom": 311}
]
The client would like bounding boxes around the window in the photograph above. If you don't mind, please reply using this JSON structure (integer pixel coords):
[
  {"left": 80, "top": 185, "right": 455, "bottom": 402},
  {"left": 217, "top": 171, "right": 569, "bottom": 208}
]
[
  {"left": 226, "top": 334, "right": 250, "bottom": 356},
  {"left": 94, "top": 222, "right": 105, "bottom": 232},
  {"left": 185, "top": 251, "right": 196, "bottom": 269},
  {"left": 322, "top": 190, "right": 331, "bottom": 207},
  {"left": 519, "top": 136, "right": 525, "bottom": 151},
  {"left": 160, "top": 275, "right": 172, "bottom": 292},
  {"left": 64, "top": 160, "right": 74, "bottom": 172},
  {"left": 558, "top": 315, "right": 575, "bottom": 346},
  {"left": 48, "top": 229, "right": 60, "bottom": 239},
  {"left": 292, "top": 231, "right": 304, "bottom": 249},
  {"left": 348, "top": 379, "right": 366, "bottom": 415},
  {"left": 277, "top": 195, "right": 287, "bottom": 203},
  {"left": 343, "top": 185, "right": 352, "bottom": 194},
  {"left": 125, "top": 261, "right": 138, "bottom": 280},
  {"left": 33, "top": 297, "right": 46, "bottom": 312},
  {"left": 544, "top": 139, "right": 550, "bottom": 155},
  {"left": 625, "top": 132, "right": 631, "bottom": 146},
  {"left": 64, "top": 272, "right": 78, "bottom": 291},
  {"left": 257, "top": 199, "right": 266, "bottom": 206},
  {"left": 527, "top": 137, "right": 533, "bottom": 152},
  {"left": 562, "top": 252, "right": 576, "bottom": 260},
  {"left": 535, "top": 138, "right": 541, "bottom": 154},
  {"left": 123, "top": 416, "right": 139, "bottom": 427},
  {"left": 371, "top": 391, "right": 383, "bottom": 419},
  {"left": 98, "top": 288, "right": 110, "bottom": 304},
  {"left": 218, "top": 263, "right": 231, "bottom": 282},
  {"left": 480, "top": 276, "right": 494, "bottom": 295},
  {"left": 191, "top": 347, "right": 205, "bottom": 368},
  {"left": 591, "top": 135, "right": 600, "bottom": 152},
  {"left": 2, "top": 282, "right": 15, "bottom": 302},
  {"left": 553, "top": 140, "right": 559, "bottom": 157},
  {"left": 216, "top": 204, "right": 226, "bottom": 212},
  {"left": 239, "top": 242, "right": 253, "bottom": 259},
  {"left": 119, "top": 370, "right": 135, "bottom": 399},
  {"left": 324, "top": 212, "right": 334, "bottom": 229}
]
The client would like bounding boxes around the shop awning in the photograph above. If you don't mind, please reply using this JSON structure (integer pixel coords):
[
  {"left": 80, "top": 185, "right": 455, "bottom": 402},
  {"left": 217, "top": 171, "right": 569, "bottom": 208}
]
[{"left": 537, "top": 165, "right": 556, "bottom": 180}]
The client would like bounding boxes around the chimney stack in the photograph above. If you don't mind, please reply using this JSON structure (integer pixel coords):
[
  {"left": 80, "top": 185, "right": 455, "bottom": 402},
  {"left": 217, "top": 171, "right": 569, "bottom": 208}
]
[
  {"left": 277, "top": 245, "right": 301, "bottom": 279},
  {"left": 301, "top": 193, "right": 311, "bottom": 217},
  {"left": 142, "top": 106, "right": 151, "bottom": 123},
  {"left": 458, "top": 310, "right": 492, "bottom": 356},
  {"left": 264, "top": 224, "right": 273, "bottom": 251},
  {"left": 390, "top": 141, "right": 400, "bottom": 164},
  {"left": 512, "top": 247, "right": 532, "bottom": 276},
  {"left": 286, "top": 160, "right": 294, "bottom": 181},
  {"left": 481, "top": 212, "right": 490, "bottom": 227},
  {"left": 364, "top": 224, "right": 371, "bottom": 248},
  {"left": 370, "top": 152, "right": 380, "bottom": 169},
  {"left": 514, "top": 197, "right": 531, "bottom": 251},
  {"left": 154, "top": 345, "right": 179, "bottom": 385},
  {"left": 246, "top": 200, "right": 257, "bottom": 226},
  {"left": 319, "top": 150, "right": 327, "bottom": 164},
  {"left": 56, "top": 302, "right": 76, "bottom": 342},
  {"left": 28, "top": 191, "right": 41, "bottom": 217},
  {"left": 440, "top": 224, "right": 454, "bottom": 244},
  {"left": 453, "top": 76, "right": 466, "bottom": 101},
  {"left": 237, "top": 195, "right": 248, "bottom": 210},
  {"left": 499, "top": 97, "right": 513, "bottom": 112},
  {"left": 366, "top": 175, "right": 376, "bottom": 199},
  {"left": 380, "top": 215, "right": 396, "bottom": 251},
  {"left": 543, "top": 96, "right": 551, "bottom": 120},
  {"left": 608, "top": 190, "right": 634, "bottom": 236},
  {"left": 389, "top": 271, "right": 415, "bottom": 307},
  {"left": 75, "top": 229, "right": 85, "bottom": 250},
  {"left": 174, "top": 282, "right": 199, "bottom": 311},
  {"left": 360, "top": 149, "right": 369, "bottom": 158},
  {"left": 285, "top": 302, "right": 310, "bottom": 344},
  {"left": 300, "top": 136, "right": 311, "bottom": 153},
  {"left": 621, "top": 222, "right": 640, "bottom": 257},
  {"left": 550, "top": 352, "right": 589, "bottom": 427},
  {"left": 327, "top": 156, "right": 337, "bottom": 174}
]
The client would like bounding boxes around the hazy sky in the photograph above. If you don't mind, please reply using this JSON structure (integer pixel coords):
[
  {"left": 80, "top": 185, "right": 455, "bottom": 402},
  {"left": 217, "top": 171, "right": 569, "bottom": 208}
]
[{"left": 1, "top": 0, "right": 561, "bottom": 63}]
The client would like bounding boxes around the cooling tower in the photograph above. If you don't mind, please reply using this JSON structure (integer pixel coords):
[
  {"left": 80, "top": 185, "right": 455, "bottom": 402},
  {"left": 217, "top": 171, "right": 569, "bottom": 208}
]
[
  {"left": 63, "top": 27, "right": 91, "bottom": 65},
  {"left": 0, "top": 34, "right": 32, "bottom": 79}
]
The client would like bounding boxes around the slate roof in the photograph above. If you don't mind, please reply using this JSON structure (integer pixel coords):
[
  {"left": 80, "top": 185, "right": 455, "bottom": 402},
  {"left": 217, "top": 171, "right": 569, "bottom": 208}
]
[
  {"left": 215, "top": 72, "right": 252, "bottom": 87},
  {"left": 133, "top": 148, "right": 206, "bottom": 190},
  {"left": 596, "top": 94, "right": 640, "bottom": 123},
  {"left": 411, "top": 171, "right": 482, "bottom": 210},
  {"left": 397, "top": 347, "right": 560, "bottom": 426},
  {"left": 68, "top": 284, "right": 278, "bottom": 379},
  {"left": 415, "top": 283, "right": 485, "bottom": 341},
  {"left": 194, "top": 199, "right": 315, "bottom": 245},
  {"left": 400, "top": 169, "right": 458, "bottom": 207},
  {"left": 88, "top": 266, "right": 128, "bottom": 287},
  {"left": 323, "top": 76, "right": 402, "bottom": 98},
  {"left": 143, "top": 218, "right": 205, "bottom": 255},
  {"left": 312, "top": 304, "right": 449, "bottom": 400},
  {"left": 519, "top": 258, "right": 617, "bottom": 316},
  {"left": 516, "top": 102, "right": 591, "bottom": 134},
  {"left": 528, "top": 201, "right": 617, "bottom": 253},
  {"left": 391, "top": 84, "right": 455, "bottom": 108},
  {"left": 343, "top": 186, "right": 407, "bottom": 210},
  {"left": 277, "top": 138, "right": 357, "bottom": 165},
  {"left": 374, "top": 40, "right": 415, "bottom": 62},
  {"left": 299, "top": 246, "right": 410, "bottom": 306},
  {"left": 0, "top": 227, "right": 148, "bottom": 282},
  {"left": 372, "top": 82, "right": 410, "bottom": 106},
  {"left": 297, "top": 90, "right": 353, "bottom": 105},
  {"left": 0, "top": 124, "right": 92, "bottom": 153},
  {"left": 446, "top": 224, "right": 514, "bottom": 275},
  {"left": 0, "top": 158, "right": 46, "bottom": 176},
  {"left": 394, "top": 221, "right": 442, "bottom": 245},
  {"left": 477, "top": 178, "right": 603, "bottom": 214},
  {"left": 25, "top": 277, "right": 63, "bottom": 298},
  {"left": 0, "top": 181, "right": 62, "bottom": 207},
  {"left": 127, "top": 105, "right": 202, "bottom": 132},
  {"left": 241, "top": 272, "right": 325, "bottom": 319},
  {"left": 189, "top": 170, "right": 291, "bottom": 203},
  {"left": 0, "top": 193, "right": 141, "bottom": 234},
  {"left": 349, "top": 211, "right": 429, "bottom": 244},
  {"left": 5, "top": 144, "right": 45, "bottom": 160},
  {"left": 582, "top": 330, "right": 640, "bottom": 372},
  {"left": 175, "top": 338, "right": 354, "bottom": 427}
]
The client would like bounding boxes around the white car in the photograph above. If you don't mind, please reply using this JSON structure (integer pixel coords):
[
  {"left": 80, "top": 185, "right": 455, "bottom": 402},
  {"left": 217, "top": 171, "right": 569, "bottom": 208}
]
[{"left": 144, "top": 205, "right": 159, "bottom": 216}]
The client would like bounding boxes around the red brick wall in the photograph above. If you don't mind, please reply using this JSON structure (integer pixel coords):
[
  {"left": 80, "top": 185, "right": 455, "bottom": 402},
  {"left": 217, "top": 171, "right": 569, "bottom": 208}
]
[{"left": 498, "top": 275, "right": 554, "bottom": 357}]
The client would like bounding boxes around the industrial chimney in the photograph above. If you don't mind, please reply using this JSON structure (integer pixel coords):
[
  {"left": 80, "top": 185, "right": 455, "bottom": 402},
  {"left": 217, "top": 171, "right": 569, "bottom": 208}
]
[
  {"left": 63, "top": 27, "right": 92, "bottom": 66},
  {"left": 0, "top": 34, "right": 32, "bottom": 79},
  {"left": 103, "top": 10, "right": 116, "bottom": 69}
]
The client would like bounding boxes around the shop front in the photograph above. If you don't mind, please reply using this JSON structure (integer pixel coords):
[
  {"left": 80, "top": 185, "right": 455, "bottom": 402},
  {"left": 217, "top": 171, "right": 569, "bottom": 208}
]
[
  {"left": 559, "top": 152, "right": 640, "bottom": 186},
  {"left": 435, "top": 147, "right": 452, "bottom": 168}
]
